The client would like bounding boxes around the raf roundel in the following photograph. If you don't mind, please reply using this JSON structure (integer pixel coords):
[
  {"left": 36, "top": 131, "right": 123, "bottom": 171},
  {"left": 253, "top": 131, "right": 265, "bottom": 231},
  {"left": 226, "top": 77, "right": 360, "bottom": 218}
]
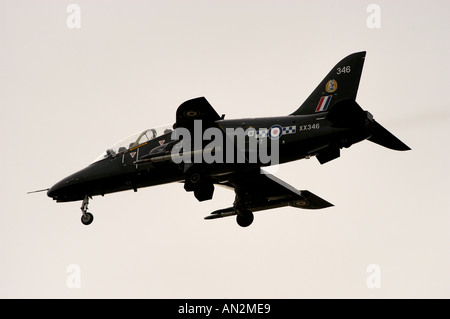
[
  {"left": 269, "top": 125, "right": 282, "bottom": 139},
  {"left": 184, "top": 110, "right": 199, "bottom": 117}
]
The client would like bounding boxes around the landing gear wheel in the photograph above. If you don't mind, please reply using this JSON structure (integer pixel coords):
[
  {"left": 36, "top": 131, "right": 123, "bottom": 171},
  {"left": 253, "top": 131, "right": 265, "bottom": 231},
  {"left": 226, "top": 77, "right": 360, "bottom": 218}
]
[
  {"left": 81, "top": 212, "right": 94, "bottom": 225},
  {"left": 189, "top": 172, "right": 201, "bottom": 184},
  {"left": 80, "top": 195, "right": 94, "bottom": 226},
  {"left": 184, "top": 172, "right": 202, "bottom": 192},
  {"left": 236, "top": 210, "right": 254, "bottom": 227}
]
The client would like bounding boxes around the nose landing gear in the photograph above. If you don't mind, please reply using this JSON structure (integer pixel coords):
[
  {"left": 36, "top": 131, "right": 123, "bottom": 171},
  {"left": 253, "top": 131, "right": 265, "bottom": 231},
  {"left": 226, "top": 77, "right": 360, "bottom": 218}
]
[{"left": 80, "top": 195, "right": 94, "bottom": 225}]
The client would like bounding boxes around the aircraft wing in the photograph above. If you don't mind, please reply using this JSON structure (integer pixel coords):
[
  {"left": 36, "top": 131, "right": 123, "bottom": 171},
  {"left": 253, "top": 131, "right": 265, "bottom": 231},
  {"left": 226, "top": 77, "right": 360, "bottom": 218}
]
[
  {"left": 205, "top": 168, "right": 333, "bottom": 220},
  {"left": 172, "top": 97, "right": 332, "bottom": 214},
  {"left": 170, "top": 96, "right": 247, "bottom": 164},
  {"left": 174, "top": 97, "right": 222, "bottom": 130}
]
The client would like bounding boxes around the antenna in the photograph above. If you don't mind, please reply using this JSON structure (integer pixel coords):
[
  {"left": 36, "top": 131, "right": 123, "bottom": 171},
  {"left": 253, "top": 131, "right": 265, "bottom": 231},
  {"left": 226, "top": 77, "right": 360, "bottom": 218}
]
[{"left": 27, "top": 188, "right": 50, "bottom": 194}]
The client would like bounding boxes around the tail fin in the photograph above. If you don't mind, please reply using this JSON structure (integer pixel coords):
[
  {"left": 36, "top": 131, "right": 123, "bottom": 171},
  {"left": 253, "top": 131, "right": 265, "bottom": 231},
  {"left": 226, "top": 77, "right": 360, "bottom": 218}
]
[{"left": 291, "top": 52, "right": 366, "bottom": 115}]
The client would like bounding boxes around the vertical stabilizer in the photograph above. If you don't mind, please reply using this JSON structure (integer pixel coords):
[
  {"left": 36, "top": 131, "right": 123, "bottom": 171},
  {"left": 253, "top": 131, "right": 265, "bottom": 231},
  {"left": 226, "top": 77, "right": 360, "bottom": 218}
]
[{"left": 291, "top": 52, "right": 366, "bottom": 115}]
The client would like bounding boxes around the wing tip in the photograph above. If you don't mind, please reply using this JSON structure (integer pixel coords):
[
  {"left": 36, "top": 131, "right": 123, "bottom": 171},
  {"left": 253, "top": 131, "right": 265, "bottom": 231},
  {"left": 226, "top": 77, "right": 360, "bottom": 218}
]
[{"left": 297, "top": 190, "right": 334, "bottom": 210}]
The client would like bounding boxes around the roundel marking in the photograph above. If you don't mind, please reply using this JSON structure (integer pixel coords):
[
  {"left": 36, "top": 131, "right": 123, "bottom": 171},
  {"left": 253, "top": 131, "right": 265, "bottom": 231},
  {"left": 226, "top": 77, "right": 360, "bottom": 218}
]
[
  {"left": 293, "top": 200, "right": 308, "bottom": 207},
  {"left": 269, "top": 125, "right": 282, "bottom": 139},
  {"left": 184, "top": 110, "right": 199, "bottom": 117}
]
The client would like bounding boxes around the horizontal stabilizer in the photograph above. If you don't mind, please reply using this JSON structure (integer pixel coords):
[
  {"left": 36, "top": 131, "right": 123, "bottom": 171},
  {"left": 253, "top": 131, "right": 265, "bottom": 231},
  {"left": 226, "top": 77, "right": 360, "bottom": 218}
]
[{"left": 368, "top": 120, "right": 411, "bottom": 151}]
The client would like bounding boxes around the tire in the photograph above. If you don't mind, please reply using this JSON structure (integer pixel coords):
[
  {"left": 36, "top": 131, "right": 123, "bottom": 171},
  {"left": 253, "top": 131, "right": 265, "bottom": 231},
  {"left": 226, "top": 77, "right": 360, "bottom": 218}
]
[
  {"left": 189, "top": 172, "right": 201, "bottom": 184},
  {"left": 236, "top": 210, "right": 254, "bottom": 227},
  {"left": 81, "top": 212, "right": 94, "bottom": 225}
]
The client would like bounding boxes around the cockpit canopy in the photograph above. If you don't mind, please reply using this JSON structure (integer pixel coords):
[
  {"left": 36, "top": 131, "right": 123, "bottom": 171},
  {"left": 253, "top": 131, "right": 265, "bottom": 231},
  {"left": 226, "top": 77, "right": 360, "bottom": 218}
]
[{"left": 94, "top": 124, "right": 173, "bottom": 162}]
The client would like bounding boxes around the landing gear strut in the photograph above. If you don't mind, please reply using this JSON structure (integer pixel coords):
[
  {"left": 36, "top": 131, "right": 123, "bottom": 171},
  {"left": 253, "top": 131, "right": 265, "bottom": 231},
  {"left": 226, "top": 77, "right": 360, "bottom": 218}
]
[
  {"left": 80, "top": 195, "right": 94, "bottom": 225},
  {"left": 184, "top": 169, "right": 214, "bottom": 202},
  {"left": 234, "top": 190, "right": 255, "bottom": 227}
]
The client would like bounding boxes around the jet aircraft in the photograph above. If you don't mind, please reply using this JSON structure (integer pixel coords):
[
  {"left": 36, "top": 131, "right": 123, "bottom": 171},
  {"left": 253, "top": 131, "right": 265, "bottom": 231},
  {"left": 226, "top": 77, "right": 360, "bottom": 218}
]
[{"left": 44, "top": 52, "right": 410, "bottom": 227}]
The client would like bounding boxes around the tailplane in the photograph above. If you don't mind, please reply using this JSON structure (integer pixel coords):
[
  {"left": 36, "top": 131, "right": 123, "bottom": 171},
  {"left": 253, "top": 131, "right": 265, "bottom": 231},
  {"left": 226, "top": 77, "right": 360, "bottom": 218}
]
[
  {"left": 291, "top": 52, "right": 366, "bottom": 116},
  {"left": 325, "top": 99, "right": 411, "bottom": 151},
  {"left": 368, "top": 120, "right": 411, "bottom": 151}
]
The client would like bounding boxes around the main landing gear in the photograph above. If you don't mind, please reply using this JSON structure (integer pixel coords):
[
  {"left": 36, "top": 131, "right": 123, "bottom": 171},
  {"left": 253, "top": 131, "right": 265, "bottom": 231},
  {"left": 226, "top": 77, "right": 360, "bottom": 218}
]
[
  {"left": 236, "top": 209, "right": 254, "bottom": 227},
  {"left": 184, "top": 169, "right": 214, "bottom": 202},
  {"left": 204, "top": 190, "right": 256, "bottom": 227},
  {"left": 80, "top": 195, "right": 94, "bottom": 225},
  {"left": 204, "top": 207, "right": 255, "bottom": 227},
  {"left": 234, "top": 190, "right": 254, "bottom": 227}
]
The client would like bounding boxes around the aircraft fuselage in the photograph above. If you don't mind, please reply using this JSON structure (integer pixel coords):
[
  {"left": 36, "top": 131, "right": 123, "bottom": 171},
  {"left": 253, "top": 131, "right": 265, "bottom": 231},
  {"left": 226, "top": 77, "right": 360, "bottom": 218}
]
[
  {"left": 44, "top": 52, "right": 410, "bottom": 227},
  {"left": 47, "top": 113, "right": 368, "bottom": 202}
]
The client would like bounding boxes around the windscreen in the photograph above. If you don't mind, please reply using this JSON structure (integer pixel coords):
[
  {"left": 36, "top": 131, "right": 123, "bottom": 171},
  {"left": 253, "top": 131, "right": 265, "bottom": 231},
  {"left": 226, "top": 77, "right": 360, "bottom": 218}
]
[{"left": 93, "top": 124, "right": 173, "bottom": 163}]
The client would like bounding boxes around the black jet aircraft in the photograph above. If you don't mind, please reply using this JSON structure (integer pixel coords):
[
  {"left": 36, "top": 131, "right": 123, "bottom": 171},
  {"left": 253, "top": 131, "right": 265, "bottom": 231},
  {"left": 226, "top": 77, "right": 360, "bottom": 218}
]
[{"left": 44, "top": 52, "right": 410, "bottom": 227}]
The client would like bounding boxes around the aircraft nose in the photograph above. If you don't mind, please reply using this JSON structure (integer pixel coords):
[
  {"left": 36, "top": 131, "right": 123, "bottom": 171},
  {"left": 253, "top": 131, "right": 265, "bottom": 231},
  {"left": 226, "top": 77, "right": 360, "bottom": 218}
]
[
  {"left": 47, "top": 179, "right": 72, "bottom": 201},
  {"left": 47, "top": 170, "right": 87, "bottom": 202},
  {"left": 47, "top": 181, "right": 62, "bottom": 199}
]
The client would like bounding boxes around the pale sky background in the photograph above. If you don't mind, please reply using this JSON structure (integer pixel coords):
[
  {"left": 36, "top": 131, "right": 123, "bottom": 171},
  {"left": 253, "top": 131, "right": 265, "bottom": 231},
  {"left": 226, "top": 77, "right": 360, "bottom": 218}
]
[{"left": 1, "top": 0, "right": 449, "bottom": 298}]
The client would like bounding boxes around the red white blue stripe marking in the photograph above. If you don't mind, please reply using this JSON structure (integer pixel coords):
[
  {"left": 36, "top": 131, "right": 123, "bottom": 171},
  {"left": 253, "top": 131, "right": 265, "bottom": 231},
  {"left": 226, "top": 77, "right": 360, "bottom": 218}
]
[{"left": 315, "top": 95, "right": 332, "bottom": 112}]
